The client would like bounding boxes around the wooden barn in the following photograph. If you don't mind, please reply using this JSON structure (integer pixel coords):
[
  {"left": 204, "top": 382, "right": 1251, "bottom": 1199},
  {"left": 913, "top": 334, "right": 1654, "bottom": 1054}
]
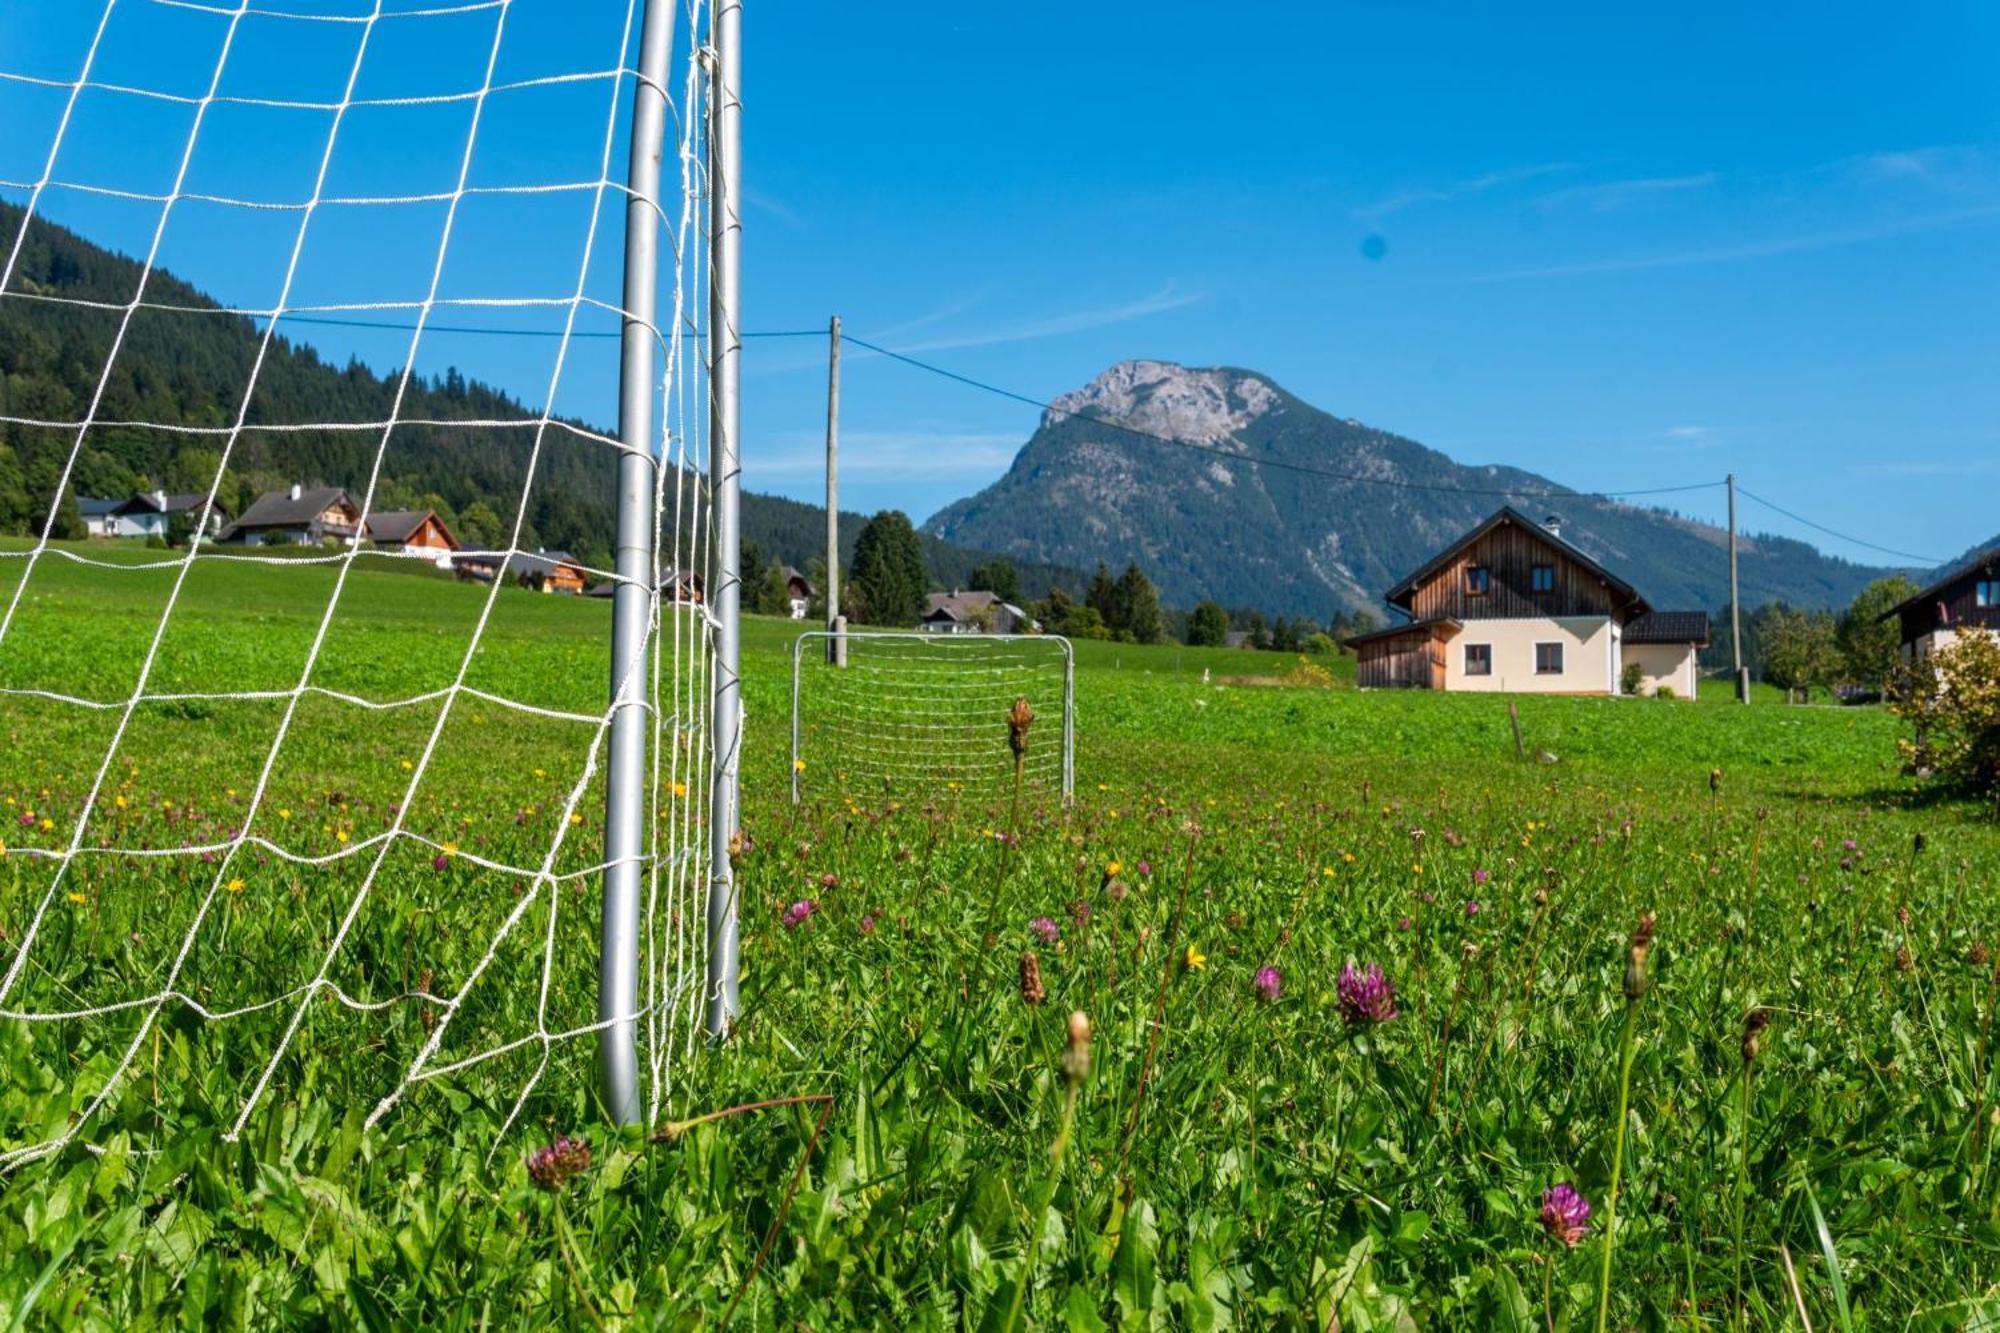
[
  {"left": 1345, "top": 508, "right": 1708, "bottom": 697},
  {"left": 364, "top": 509, "right": 459, "bottom": 555}
]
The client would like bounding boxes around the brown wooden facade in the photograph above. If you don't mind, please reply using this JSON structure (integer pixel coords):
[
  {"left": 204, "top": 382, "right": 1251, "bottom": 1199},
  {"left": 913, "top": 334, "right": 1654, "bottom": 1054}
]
[
  {"left": 1391, "top": 514, "right": 1641, "bottom": 621},
  {"left": 1351, "top": 621, "right": 1455, "bottom": 689},
  {"left": 1890, "top": 550, "right": 1999, "bottom": 646}
]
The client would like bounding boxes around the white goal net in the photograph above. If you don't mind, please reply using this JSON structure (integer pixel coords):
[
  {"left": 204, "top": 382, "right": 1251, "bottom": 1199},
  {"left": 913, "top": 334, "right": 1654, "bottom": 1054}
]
[
  {"left": 791, "top": 631, "right": 1075, "bottom": 808},
  {"left": 0, "top": 0, "right": 719, "bottom": 1169}
]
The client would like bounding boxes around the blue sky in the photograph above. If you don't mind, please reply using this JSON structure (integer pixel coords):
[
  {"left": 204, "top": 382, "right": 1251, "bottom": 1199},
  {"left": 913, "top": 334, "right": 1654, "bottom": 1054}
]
[{"left": 3, "top": 1, "right": 1996, "bottom": 567}]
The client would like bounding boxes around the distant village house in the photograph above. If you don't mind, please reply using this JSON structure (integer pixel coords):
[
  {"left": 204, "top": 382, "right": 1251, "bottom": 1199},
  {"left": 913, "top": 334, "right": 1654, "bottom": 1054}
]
[
  {"left": 1882, "top": 547, "right": 1999, "bottom": 662},
  {"left": 781, "top": 565, "right": 813, "bottom": 619},
  {"left": 1344, "top": 507, "right": 1709, "bottom": 697},
  {"left": 920, "top": 589, "right": 1035, "bottom": 635},
  {"left": 79, "top": 491, "right": 230, "bottom": 541},
  {"left": 218, "top": 485, "right": 360, "bottom": 546},
  {"left": 363, "top": 509, "right": 459, "bottom": 558}
]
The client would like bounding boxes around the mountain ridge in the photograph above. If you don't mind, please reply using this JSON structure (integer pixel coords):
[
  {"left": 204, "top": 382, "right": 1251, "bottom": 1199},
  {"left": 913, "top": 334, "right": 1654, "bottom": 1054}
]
[{"left": 927, "top": 359, "right": 1901, "bottom": 618}]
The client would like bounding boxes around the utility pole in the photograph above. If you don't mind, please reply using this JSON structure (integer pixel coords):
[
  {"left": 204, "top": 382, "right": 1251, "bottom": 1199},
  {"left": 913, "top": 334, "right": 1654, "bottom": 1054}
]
[
  {"left": 704, "top": 0, "right": 743, "bottom": 1040},
  {"left": 1728, "top": 472, "right": 1747, "bottom": 703},
  {"left": 825, "top": 314, "right": 844, "bottom": 665},
  {"left": 601, "top": 0, "right": 675, "bottom": 1127}
]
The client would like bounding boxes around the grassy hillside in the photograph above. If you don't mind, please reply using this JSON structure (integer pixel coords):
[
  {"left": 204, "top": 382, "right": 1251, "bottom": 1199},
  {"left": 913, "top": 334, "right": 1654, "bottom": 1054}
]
[{"left": 1, "top": 543, "right": 1994, "bottom": 1326}]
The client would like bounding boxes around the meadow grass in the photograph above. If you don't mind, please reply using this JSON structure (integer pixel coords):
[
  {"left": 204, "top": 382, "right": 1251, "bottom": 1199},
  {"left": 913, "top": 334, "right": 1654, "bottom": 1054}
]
[{"left": 0, "top": 541, "right": 1996, "bottom": 1328}]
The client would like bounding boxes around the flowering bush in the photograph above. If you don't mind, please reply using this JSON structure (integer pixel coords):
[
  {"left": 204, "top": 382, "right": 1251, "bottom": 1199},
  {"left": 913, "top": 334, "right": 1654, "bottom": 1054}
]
[{"left": 1892, "top": 632, "right": 2000, "bottom": 793}]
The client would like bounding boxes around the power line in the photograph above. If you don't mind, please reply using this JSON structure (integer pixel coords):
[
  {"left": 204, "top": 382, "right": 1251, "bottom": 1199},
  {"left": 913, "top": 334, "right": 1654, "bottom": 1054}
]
[
  {"left": 840, "top": 333, "right": 1727, "bottom": 503},
  {"left": 1735, "top": 485, "right": 1944, "bottom": 567}
]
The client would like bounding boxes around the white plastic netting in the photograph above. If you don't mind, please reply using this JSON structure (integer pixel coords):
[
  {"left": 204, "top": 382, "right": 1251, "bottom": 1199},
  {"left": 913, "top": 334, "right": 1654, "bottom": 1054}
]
[
  {"left": 791, "top": 632, "right": 1075, "bottom": 808},
  {"left": 0, "top": 0, "right": 715, "bottom": 1169}
]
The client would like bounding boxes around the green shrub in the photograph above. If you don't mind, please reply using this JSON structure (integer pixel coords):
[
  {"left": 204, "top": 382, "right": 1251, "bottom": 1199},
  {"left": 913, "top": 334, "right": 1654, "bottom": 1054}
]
[
  {"left": 1653, "top": 683, "right": 1677, "bottom": 701},
  {"left": 1620, "top": 662, "right": 1645, "bottom": 696},
  {"left": 1893, "top": 632, "right": 2000, "bottom": 793}
]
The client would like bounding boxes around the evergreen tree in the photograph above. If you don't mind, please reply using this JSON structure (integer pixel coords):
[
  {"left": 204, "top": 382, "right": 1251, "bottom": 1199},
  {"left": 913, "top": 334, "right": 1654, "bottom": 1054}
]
[
  {"left": 967, "top": 556, "right": 1019, "bottom": 604},
  {"left": 1186, "top": 600, "right": 1229, "bottom": 647},
  {"left": 1035, "top": 585, "right": 1075, "bottom": 634},
  {"left": 1243, "top": 609, "right": 1269, "bottom": 650},
  {"left": 1085, "top": 562, "right": 1119, "bottom": 632},
  {"left": 1114, "top": 562, "right": 1163, "bottom": 644},
  {"left": 849, "top": 510, "right": 927, "bottom": 627}
]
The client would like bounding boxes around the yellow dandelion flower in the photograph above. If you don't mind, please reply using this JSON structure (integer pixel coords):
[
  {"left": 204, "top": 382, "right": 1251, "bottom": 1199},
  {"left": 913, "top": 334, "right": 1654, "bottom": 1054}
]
[
  {"left": 793, "top": 759, "right": 806, "bottom": 773},
  {"left": 400, "top": 759, "right": 414, "bottom": 771},
  {"left": 114, "top": 795, "right": 127, "bottom": 809},
  {"left": 534, "top": 768, "right": 547, "bottom": 778},
  {"left": 162, "top": 800, "right": 173, "bottom": 810},
  {"left": 672, "top": 781, "right": 687, "bottom": 798},
  {"left": 1321, "top": 866, "right": 1335, "bottom": 878},
  {"left": 1412, "top": 862, "right": 1424, "bottom": 875},
  {"left": 226, "top": 878, "right": 245, "bottom": 893},
  {"left": 1105, "top": 860, "right": 1123, "bottom": 877},
  {"left": 278, "top": 808, "right": 291, "bottom": 820},
  {"left": 336, "top": 829, "right": 350, "bottom": 844},
  {"left": 39, "top": 818, "right": 53, "bottom": 832},
  {"left": 67, "top": 892, "right": 87, "bottom": 904},
  {"left": 442, "top": 841, "right": 460, "bottom": 858},
  {"left": 570, "top": 814, "right": 583, "bottom": 825},
  {"left": 1342, "top": 852, "right": 1356, "bottom": 864},
  {"left": 1184, "top": 944, "right": 1207, "bottom": 970}
]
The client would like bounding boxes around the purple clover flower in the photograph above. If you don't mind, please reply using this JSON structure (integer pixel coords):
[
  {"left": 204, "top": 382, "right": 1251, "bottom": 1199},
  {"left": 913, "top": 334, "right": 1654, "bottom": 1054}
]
[
  {"left": 1136, "top": 860, "right": 1152, "bottom": 877},
  {"left": 1029, "top": 916, "right": 1061, "bottom": 946},
  {"left": 782, "top": 899, "right": 818, "bottom": 930},
  {"left": 1540, "top": 1182, "right": 1591, "bottom": 1248},
  {"left": 1253, "top": 965, "right": 1283, "bottom": 1004},
  {"left": 526, "top": 1135, "right": 592, "bottom": 1193},
  {"left": 1337, "top": 961, "right": 1398, "bottom": 1026},
  {"left": 1472, "top": 867, "right": 1491, "bottom": 885},
  {"left": 1465, "top": 899, "right": 1482, "bottom": 917}
]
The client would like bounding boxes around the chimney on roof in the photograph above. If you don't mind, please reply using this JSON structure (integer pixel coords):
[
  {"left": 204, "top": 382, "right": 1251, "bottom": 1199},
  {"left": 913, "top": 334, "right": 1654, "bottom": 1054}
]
[
  {"left": 1542, "top": 514, "right": 1562, "bottom": 539},
  {"left": 289, "top": 483, "right": 302, "bottom": 502},
  {"left": 151, "top": 488, "right": 166, "bottom": 509}
]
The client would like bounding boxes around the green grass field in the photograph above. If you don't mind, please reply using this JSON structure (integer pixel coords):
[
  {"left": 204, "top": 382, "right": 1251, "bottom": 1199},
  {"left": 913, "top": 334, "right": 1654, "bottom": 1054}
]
[{"left": 2, "top": 540, "right": 1996, "bottom": 1328}]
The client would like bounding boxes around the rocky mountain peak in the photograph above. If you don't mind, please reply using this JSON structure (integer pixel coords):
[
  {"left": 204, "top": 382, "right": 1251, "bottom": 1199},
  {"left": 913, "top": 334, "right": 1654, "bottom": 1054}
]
[{"left": 1042, "top": 360, "right": 1280, "bottom": 444}]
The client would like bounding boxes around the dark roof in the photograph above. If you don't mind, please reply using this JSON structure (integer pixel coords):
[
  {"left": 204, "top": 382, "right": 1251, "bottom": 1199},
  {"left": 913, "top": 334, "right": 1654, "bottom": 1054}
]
[
  {"left": 1342, "top": 617, "right": 1463, "bottom": 648},
  {"left": 1881, "top": 548, "right": 1999, "bottom": 622},
  {"left": 1624, "top": 611, "right": 1710, "bottom": 645},
  {"left": 780, "top": 564, "right": 813, "bottom": 594},
  {"left": 923, "top": 590, "right": 1000, "bottom": 622},
  {"left": 113, "top": 492, "right": 229, "bottom": 517},
  {"left": 78, "top": 496, "right": 121, "bottom": 518},
  {"left": 228, "top": 486, "right": 353, "bottom": 530},
  {"left": 504, "top": 550, "right": 585, "bottom": 580},
  {"left": 1383, "top": 507, "right": 1649, "bottom": 616},
  {"left": 364, "top": 509, "right": 454, "bottom": 546}
]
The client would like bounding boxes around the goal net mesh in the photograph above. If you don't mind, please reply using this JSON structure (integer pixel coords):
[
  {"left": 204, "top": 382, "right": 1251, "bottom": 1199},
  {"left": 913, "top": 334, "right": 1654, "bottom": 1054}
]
[
  {"left": 792, "top": 633, "right": 1074, "bottom": 808},
  {"left": 0, "top": 0, "right": 715, "bottom": 1169}
]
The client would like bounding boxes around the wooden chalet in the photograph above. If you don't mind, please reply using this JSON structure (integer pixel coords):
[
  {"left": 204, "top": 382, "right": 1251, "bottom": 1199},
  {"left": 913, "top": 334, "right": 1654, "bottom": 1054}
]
[
  {"left": 1881, "top": 547, "right": 2000, "bottom": 662},
  {"left": 363, "top": 509, "right": 459, "bottom": 555},
  {"left": 1345, "top": 508, "right": 1709, "bottom": 697},
  {"left": 218, "top": 485, "right": 360, "bottom": 546}
]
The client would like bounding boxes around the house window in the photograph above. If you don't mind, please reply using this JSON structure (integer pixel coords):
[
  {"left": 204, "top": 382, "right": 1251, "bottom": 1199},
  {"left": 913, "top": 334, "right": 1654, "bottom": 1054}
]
[
  {"left": 1979, "top": 580, "right": 1998, "bottom": 608},
  {"left": 1464, "top": 566, "right": 1490, "bottom": 596},
  {"left": 1464, "top": 643, "right": 1492, "bottom": 676},
  {"left": 1531, "top": 564, "right": 1554, "bottom": 593},
  {"left": 1534, "top": 642, "right": 1564, "bottom": 675}
]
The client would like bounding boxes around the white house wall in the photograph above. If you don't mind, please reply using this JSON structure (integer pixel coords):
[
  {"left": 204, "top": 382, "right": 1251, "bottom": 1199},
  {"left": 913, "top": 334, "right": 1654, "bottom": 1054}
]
[
  {"left": 1443, "top": 616, "right": 1616, "bottom": 694},
  {"left": 1625, "top": 642, "right": 1701, "bottom": 699}
]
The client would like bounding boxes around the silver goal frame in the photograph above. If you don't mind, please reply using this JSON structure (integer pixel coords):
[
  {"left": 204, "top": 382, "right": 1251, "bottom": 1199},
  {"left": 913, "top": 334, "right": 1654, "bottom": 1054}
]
[{"left": 790, "top": 631, "right": 1075, "bottom": 804}]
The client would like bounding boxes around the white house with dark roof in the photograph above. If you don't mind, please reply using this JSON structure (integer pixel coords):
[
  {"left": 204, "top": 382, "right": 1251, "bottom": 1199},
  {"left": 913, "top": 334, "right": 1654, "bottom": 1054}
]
[
  {"left": 1344, "top": 507, "right": 1709, "bottom": 697},
  {"left": 920, "top": 589, "right": 1035, "bottom": 635}
]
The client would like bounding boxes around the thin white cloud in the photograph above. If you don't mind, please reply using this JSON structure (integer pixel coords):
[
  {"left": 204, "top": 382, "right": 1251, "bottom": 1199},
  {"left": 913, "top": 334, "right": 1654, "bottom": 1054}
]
[
  {"left": 1533, "top": 172, "right": 1719, "bottom": 211},
  {"left": 1458, "top": 203, "right": 2000, "bottom": 283},
  {"left": 886, "top": 283, "right": 1203, "bottom": 355},
  {"left": 742, "top": 185, "right": 804, "bottom": 228},
  {"left": 756, "top": 428, "right": 1021, "bottom": 480},
  {"left": 1353, "top": 162, "right": 1579, "bottom": 221}
]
